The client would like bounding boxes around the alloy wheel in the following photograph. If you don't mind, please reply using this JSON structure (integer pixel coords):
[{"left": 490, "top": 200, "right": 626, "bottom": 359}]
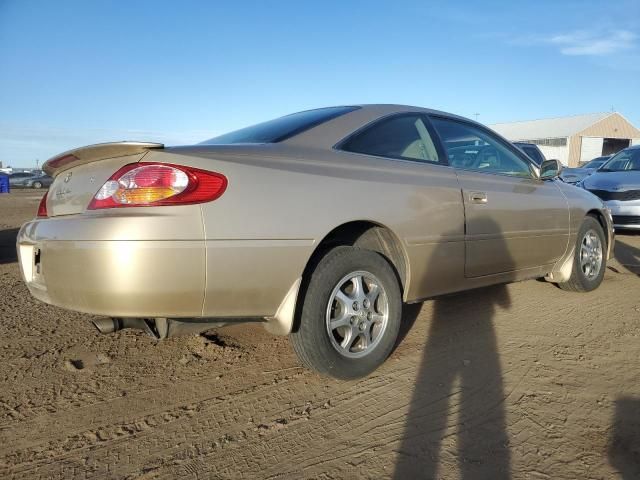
[
  {"left": 580, "top": 229, "right": 603, "bottom": 280},
  {"left": 325, "top": 270, "right": 389, "bottom": 358}
]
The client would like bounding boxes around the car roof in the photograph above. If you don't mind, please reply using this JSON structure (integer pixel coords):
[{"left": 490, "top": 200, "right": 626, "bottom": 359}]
[
  {"left": 353, "top": 104, "right": 475, "bottom": 123},
  {"left": 172, "top": 104, "right": 509, "bottom": 157},
  {"left": 283, "top": 104, "right": 491, "bottom": 149}
]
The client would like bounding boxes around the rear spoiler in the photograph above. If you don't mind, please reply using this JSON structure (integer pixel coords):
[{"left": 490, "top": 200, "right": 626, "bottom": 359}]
[{"left": 43, "top": 141, "right": 164, "bottom": 177}]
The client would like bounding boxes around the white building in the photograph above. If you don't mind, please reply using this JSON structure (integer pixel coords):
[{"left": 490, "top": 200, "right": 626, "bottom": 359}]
[{"left": 490, "top": 112, "right": 640, "bottom": 166}]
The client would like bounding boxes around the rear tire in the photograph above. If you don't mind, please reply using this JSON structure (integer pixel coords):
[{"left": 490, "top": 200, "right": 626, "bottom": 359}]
[
  {"left": 558, "top": 216, "right": 606, "bottom": 292},
  {"left": 32, "top": 181, "right": 42, "bottom": 189},
  {"left": 290, "top": 246, "right": 402, "bottom": 379}
]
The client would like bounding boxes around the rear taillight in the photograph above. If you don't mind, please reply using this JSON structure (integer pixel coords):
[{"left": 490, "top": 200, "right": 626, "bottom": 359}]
[
  {"left": 37, "top": 193, "right": 48, "bottom": 217},
  {"left": 88, "top": 163, "right": 227, "bottom": 210}
]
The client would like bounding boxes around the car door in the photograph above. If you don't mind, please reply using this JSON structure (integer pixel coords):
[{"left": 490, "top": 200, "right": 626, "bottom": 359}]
[
  {"left": 429, "top": 116, "right": 570, "bottom": 277},
  {"left": 21, "top": 173, "right": 35, "bottom": 186},
  {"left": 337, "top": 112, "right": 465, "bottom": 300}
]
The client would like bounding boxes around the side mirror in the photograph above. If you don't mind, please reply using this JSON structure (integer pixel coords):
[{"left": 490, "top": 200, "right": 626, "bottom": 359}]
[{"left": 540, "top": 159, "right": 563, "bottom": 180}]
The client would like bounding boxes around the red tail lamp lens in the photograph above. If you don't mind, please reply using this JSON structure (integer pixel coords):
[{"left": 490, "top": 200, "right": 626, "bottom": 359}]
[
  {"left": 88, "top": 163, "right": 227, "bottom": 210},
  {"left": 37, "top": 192, "right": 48, "bottom": 218}
]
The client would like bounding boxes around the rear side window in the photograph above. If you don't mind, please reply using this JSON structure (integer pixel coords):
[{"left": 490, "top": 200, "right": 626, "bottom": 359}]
[
  {"left": 200, "top": 106, "right": 359, "bottom": 144},
  {"left": 340, "top": 114, "right": 441, "bottom": 163}
]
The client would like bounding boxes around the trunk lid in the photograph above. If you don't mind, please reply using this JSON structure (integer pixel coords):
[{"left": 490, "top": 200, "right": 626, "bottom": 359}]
[{"left": 43, "top": 142, "right": 163, "bottom": 217}]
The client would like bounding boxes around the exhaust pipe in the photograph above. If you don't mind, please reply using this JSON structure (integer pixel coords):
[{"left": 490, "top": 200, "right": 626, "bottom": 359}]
[
  {"left": 92, "top": 318, "right": 158, "bottom": 337},
  {"left": 93, "top": 318, "right": 119, "bottom": 334}
]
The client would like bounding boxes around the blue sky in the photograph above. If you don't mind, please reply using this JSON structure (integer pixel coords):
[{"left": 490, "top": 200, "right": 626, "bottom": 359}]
[{"left": 1, "top": 0, "right": 639, "bottom": 167}]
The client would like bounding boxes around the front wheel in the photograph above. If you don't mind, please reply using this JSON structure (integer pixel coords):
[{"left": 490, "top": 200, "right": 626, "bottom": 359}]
[
  {"left": 290, "top": 246, "right": 402, "bottom": 379},
  {"left": 32, "top": 181, "right": 42, "bottom": 189},
  {"left": 558, "top": 216, "right": 606, "bottom": 292}
]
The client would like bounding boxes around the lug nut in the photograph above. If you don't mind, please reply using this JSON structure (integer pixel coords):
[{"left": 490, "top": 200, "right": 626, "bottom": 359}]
[
  {"left": 353, "top": 301, "right": 359, "bottom": 311},
  {"left": 363, "top": 299, "right": 370, "bottom": 309}
]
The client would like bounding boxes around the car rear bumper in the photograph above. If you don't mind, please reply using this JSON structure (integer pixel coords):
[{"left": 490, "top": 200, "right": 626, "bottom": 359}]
[
  {"left": 17, "top": 223, "right": 206, "bottom": 318},
  {"left": 17, "top": 213, "right": 314, "bottom": 320}
]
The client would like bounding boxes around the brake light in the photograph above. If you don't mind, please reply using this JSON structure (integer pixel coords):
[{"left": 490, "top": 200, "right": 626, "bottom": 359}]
[
  {"left": 88, "top": 163, "right": 227, "bottom": 210},
  {"left": 37, "top": 192, "right": 48, "bottom": 218}
]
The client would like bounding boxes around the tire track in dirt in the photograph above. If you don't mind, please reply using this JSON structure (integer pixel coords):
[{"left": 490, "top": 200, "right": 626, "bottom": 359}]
[
  {"left": 5, "top": 275, "right": 636, "bottom": 479},
  {"left": 4, "top": 308, "right": 537, "bottom": 479}
]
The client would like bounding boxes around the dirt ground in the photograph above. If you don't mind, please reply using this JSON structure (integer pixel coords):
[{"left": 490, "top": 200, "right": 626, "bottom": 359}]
[{"left": 1, "top": 189, "right": 639, "bottom": 480}]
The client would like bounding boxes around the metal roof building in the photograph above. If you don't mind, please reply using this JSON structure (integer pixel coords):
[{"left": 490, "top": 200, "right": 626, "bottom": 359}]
[{"left": 490, "top": 112, "right": 640, "bottom": 166}]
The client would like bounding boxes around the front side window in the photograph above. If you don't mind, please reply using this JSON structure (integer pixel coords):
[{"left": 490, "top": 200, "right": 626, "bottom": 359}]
[
  {"left": 431, "top": 117, "right": 533, "bottom": 178},
  {"left": 340, "top": 114, "right": 440, "bottom": 163}
]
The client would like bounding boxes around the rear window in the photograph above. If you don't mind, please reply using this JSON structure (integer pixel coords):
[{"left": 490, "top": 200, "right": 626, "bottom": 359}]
[{"left": 200, "top": 106, "right": 359, "bottom": 145}]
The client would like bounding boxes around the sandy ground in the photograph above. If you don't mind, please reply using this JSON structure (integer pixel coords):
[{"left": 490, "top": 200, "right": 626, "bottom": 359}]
[{"left": 1, "top": 189, "right": 639, "bottom": 480}]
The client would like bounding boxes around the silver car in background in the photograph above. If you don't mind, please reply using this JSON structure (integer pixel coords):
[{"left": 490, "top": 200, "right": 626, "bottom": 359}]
[
  {"left": 562, "top": 156, "right": 611, "bottom": 185},
  {"left": 581, "top": 146, "right": 640, "bottom": 230}
]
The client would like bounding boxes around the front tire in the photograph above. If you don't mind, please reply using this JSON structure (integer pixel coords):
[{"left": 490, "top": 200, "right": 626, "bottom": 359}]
[
  {"left": 558, "top": 216, "right": 606, "bottom": 292},
  {"left": 290, "top": 246, "right": 402, "bottom": 379},
  {"left": 32, "top": 181, "right": 42, "bottom": 189}
]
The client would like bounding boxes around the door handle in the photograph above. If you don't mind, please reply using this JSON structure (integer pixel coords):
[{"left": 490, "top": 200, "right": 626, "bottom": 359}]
[{"left": 469, "top": 191, "right": 488, "bottom": 204}]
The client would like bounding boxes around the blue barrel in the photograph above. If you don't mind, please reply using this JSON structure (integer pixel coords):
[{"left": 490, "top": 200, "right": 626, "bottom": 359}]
[{"left": 0, "top": 174, "right": 9, "bottom": 193}]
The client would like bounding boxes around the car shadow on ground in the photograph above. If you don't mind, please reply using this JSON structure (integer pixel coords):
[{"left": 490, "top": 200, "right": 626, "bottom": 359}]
[
  {"left": 609, "top": 397, "right": 640, "bottom": 479},
  {"left": 394, "top": 221, "right": 512, "bottom": 479},
  {"left": 0, "top": 228, "right": 19, "bottom": 264},
  {"left": 614, "top": 236, "right": 640, "bottom": 276}
]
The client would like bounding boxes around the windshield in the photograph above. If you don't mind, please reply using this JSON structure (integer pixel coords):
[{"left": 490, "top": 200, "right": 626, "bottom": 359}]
[
  {"left": 600, "top": 149, "right": 640, "bottom": 172},
  {"left": 584, "top": 159, "right": 606, "bottom": 169},
  {"left": 200, "top": 106, "right": 359, "bottom": 145}
]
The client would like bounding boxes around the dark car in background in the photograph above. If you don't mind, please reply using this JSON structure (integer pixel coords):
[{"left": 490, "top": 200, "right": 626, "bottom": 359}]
[{"left": 513, "top": 142, "right": 546, "bottom": 166}]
